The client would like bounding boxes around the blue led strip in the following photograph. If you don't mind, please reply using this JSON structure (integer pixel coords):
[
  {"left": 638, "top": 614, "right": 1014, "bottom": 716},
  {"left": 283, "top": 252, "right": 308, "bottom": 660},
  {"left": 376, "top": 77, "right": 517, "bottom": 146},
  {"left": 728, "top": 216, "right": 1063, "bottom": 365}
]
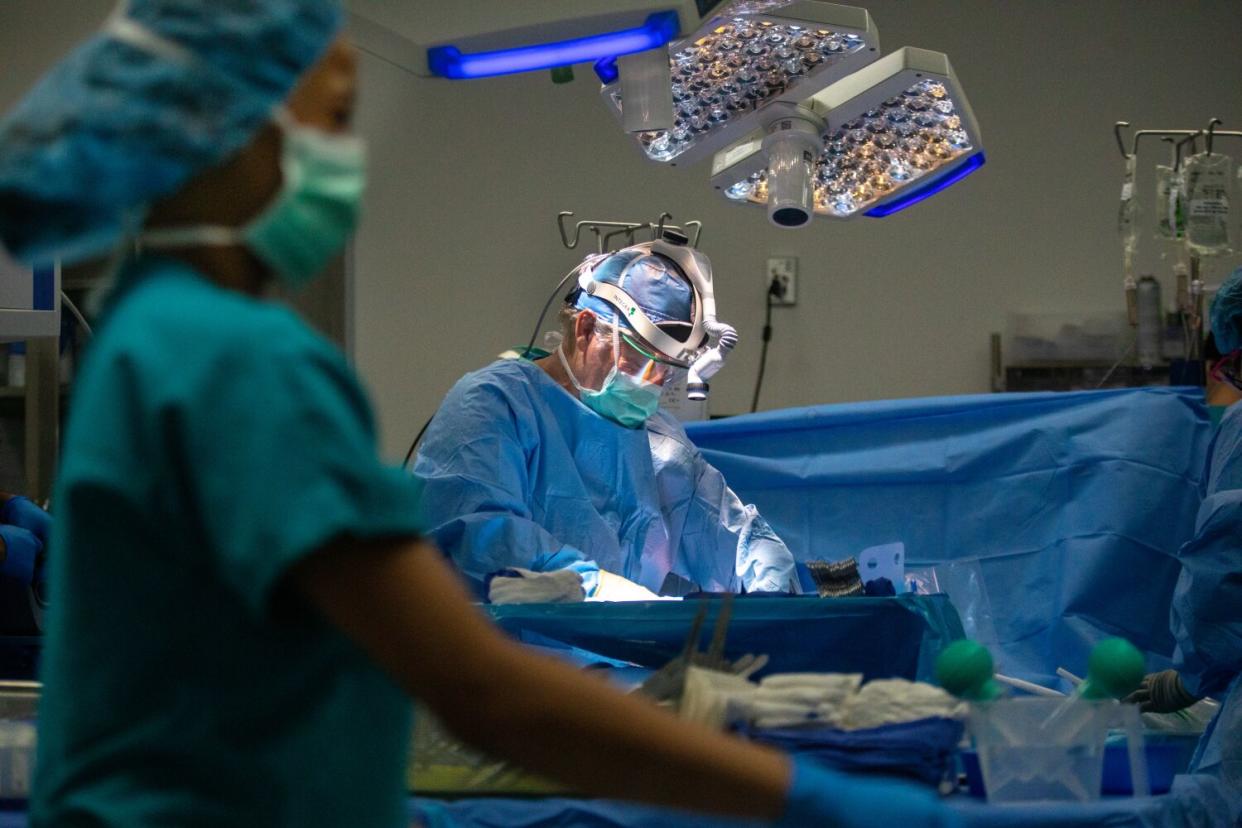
[
  {"left": 864, "top": 152, "right": 986, "bottom": 218},
  {"left": 428, "top": 11, "right": 680, "bottom": 80},
  {"left": 32, "top": 264, "right": 54, "bottom": 311},
  {"left": 594, "top": 57, "right": 619, "bottom": 85}
]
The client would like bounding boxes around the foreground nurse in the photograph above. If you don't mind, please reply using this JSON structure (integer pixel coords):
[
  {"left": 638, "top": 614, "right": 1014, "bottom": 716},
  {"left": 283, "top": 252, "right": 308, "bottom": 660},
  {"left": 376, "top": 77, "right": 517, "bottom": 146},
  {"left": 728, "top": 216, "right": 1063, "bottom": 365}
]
[
  {"left": 0, "top": 3, "right": 955, "bottom": 827},
  {"left": 415, "top": 243, "right": 800, "bottom": 601}
]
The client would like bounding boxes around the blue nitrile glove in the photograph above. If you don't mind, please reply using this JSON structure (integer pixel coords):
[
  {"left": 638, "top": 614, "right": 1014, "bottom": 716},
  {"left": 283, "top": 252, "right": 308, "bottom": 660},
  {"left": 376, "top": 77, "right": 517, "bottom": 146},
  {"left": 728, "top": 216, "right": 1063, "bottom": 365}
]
[
  {"left": 1, "top": 496, "right": 51, "bottom": 547},
  {"left": 777, "top": 756, "right": 960, "bottom": 828},
  {"left": 0, "top": 525, "right": 39, "bottom": 585}
]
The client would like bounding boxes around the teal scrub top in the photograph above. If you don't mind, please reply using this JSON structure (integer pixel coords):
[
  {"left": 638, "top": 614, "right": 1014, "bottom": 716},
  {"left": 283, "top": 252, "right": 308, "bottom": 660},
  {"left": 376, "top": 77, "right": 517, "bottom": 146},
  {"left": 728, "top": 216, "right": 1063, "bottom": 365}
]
[{"left": 32, "top": 258, "right": 425, "bottom": 827}]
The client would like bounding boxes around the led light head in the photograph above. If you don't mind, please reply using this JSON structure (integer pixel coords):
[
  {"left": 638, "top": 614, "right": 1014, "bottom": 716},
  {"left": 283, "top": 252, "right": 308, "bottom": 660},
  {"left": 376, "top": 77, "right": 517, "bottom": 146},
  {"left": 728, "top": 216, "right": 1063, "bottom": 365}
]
[
  {"left": 598, "top": 1, "right": 879, "bottom": 167},
  {"left": 711, "top": 47, "right": 984, "bottom": 222}
]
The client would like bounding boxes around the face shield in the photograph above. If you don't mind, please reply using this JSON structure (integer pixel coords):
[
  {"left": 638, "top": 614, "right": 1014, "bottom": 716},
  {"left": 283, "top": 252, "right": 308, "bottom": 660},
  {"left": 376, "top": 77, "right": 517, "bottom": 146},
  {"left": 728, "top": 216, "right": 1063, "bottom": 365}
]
[{"left": 614, "top": 325, "right": 688, "bottom": 387}]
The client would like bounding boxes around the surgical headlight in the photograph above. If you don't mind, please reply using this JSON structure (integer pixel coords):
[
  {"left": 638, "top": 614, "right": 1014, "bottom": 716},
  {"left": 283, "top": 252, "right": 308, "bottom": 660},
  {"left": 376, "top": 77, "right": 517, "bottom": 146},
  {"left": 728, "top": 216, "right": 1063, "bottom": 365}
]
[
  {"left": 710, "top": 47, "right": 984, "bottom": 224},
  {"left": 572, "top": 236, "right": 737, "bottom": 402},
  {"left": 576, "top": 239, "right": 711, "bottom": 368}
]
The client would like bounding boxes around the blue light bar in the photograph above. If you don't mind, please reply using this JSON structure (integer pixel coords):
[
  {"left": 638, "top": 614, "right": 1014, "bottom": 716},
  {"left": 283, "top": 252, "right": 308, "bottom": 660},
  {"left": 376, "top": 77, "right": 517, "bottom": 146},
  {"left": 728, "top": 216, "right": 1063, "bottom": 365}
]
[
  {"left": 864, "top": 152, "right": 986, "bottom": 218},
  {"left": 594, "top": 57, "right": 619, "bottom": 85},
  {"left": 427, "top": 11, "right": 680, "bottom": 80}
]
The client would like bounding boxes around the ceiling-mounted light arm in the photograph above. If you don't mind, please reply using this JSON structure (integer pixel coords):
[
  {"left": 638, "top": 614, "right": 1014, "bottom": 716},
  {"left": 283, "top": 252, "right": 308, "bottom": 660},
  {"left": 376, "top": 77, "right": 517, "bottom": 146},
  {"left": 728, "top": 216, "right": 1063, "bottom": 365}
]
[{"left": 426, "top": 11, "right": 681, "bottom": 79}]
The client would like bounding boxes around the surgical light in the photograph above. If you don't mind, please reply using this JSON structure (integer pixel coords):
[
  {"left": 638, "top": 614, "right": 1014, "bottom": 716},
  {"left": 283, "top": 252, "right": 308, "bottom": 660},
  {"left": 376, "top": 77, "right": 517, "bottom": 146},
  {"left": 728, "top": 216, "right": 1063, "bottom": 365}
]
[
  {"left": 597, "top": 1, "right": 880, "bottom": 166},
  {"left": 709, "top": 47, "right": 983, "bottom": 225},
  {"left": 344, "top": 1, "right": 983, "bottom": 229}
]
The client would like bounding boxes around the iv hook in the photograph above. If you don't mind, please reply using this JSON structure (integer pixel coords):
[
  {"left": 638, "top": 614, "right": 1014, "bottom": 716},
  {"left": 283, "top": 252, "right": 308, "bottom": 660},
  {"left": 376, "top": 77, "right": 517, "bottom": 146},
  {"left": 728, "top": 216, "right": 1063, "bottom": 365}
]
[
  {"left": 1206, "top": 118, "right": 1222, "bottom": 156},
  {"left": 1114, "top": 121, "right": 1132, "bottom": 159}
]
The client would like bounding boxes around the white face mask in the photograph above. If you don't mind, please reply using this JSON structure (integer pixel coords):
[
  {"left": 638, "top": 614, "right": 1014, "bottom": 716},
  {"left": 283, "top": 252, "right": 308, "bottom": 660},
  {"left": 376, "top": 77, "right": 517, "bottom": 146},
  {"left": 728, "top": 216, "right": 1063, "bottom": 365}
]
[{"left": 140, "top": 110, "right": 367, "bottom": 287}]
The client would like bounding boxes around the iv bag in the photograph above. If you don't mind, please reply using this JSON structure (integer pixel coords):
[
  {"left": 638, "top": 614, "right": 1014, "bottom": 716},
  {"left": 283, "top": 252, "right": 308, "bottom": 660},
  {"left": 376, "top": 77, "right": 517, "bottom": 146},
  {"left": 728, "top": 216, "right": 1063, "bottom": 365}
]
[
  {"left": 1155, "top": 165, "right": 1185, "bottom": 240},
  {"left": 1119, "top": 155, "right": 1139, "bottom": 324},
  {"left": 1183, "top": 151, "right": 1232, "bottom": 255},
  {"left": 1118, "top": 155, "right": 1138, "bottom": 252}
]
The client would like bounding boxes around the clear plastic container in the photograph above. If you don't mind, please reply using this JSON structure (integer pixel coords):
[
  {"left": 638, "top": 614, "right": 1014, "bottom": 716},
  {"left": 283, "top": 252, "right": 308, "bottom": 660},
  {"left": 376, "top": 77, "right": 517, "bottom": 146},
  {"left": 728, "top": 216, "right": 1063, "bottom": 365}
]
[
  {"left": 969, "top": 697, "right": 1113, "bottom": 804},
  {"left": 0, "top": 686, "right": 38, "bottom": 800},
  {"left": 0, "top": 720, "right": 36, "bottom": 799},
  {"left": 1006, "top": 313, "right": 1128, "bottom": 364}
]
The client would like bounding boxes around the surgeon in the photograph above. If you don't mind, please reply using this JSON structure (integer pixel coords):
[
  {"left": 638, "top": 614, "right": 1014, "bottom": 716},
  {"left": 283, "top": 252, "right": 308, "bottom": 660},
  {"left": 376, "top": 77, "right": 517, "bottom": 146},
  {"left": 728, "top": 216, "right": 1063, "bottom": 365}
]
[
  {"left": 1129, "top": 266, "right": 1242, "bottom": 820},
  {"left": 413, "top": 242, "right": 801, "bottom": 601},
  {"left": 0, "top": 3, "right": 955, "bottom": 827}
]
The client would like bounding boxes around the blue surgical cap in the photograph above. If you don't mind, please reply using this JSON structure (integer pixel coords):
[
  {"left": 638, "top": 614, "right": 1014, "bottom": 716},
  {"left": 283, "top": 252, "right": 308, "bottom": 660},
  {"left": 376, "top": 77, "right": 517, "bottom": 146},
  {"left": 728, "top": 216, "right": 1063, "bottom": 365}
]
[
  {"left": 1211, "top": 266, "right": 1242, "bottom": 353},
  {"left": 0, "top": 0, "right": 342, "bottom": 265},
  {"left": 573, "top": 248, "right": 695, "bottom": 332}
]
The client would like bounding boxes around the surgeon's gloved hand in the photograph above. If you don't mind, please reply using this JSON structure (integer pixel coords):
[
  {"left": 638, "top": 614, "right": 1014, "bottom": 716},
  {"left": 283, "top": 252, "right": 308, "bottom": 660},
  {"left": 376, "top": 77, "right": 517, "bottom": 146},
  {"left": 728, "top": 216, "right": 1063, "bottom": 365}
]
[
  {"left": 485, "top": 567, "right": 586, "bottom": 605},
  {"left": 0, "top": 525, "right": 40, "bottom": 586},
  {"left": 1123, "top": 669, "right": 1200, "bottom": 713},
  {"left": 590, "top": 570, "right": 661, "bottom": 602},
  {"left": 777, "top": 756, "right": 959, "bottom": 828},
  {"left": 1, "top": 496, "right": 51, "bottom": 547}
]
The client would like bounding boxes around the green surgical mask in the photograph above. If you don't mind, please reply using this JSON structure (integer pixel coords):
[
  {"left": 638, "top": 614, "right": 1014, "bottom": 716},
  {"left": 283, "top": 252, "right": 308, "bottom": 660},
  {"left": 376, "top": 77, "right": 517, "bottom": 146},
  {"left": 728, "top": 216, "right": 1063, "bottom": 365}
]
[
  {"left": 247, "top": 111, "right": 366, "bottom": 286},
  {"left": 557, "top": 339, "right": 662, "bottom": 429},
  {"left": 139, "top": 110, "right": 366, "bottom": 288}
]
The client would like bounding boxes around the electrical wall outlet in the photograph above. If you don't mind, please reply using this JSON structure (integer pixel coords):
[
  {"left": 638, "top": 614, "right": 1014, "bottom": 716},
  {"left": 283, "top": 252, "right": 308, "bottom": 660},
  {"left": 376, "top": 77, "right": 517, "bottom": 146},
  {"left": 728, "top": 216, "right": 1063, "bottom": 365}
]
[{"left": 766, "top": 257, "right": 797, "bottom": 306}]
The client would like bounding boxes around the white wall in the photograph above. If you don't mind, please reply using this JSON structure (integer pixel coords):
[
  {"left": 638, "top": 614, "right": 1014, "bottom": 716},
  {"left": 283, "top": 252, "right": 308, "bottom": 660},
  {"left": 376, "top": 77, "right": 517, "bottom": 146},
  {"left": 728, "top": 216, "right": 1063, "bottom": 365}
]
[
  {"left": 352, "top": 0, "right": 1242, "bottom": 458},
  {"left": 2, "top": 2, "right": 1241, "bottom": 462}
]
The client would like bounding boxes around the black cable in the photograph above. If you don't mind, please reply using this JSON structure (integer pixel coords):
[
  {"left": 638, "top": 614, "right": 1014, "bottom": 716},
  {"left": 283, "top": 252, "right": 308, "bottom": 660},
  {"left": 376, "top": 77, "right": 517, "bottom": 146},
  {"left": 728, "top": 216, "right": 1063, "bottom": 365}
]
[
  {"left": 750, "top": 279, "right": 779, "bottom": 413},
  {"left": 525, "top": 261, "right": 586, "bottom": 360},
  {"left": 403, "top": 261, "right": 587, "bottom": 469},
  {"left": 60, "top": 291, "right": 93, "bottom": 338},
  {"left": 402, "top": 415, "right": 434, "bottom": 470}
]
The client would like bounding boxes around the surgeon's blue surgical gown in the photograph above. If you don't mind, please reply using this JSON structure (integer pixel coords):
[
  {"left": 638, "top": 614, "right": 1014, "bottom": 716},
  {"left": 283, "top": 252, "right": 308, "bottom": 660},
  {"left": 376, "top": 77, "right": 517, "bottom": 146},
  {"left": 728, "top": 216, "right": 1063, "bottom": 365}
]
[
  {"left": 413, "top": 359, "right": 798, "bottom": 596},
  {"left": 1171, "top": 404, "right": 1242, "bottom": 822}
]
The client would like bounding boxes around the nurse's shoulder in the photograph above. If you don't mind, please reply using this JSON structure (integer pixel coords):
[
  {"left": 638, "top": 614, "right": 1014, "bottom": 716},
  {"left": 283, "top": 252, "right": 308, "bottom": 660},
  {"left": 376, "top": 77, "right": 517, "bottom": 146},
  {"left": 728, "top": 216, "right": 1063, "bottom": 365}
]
[{"left": 99, "top": 257, "right": 347, "bottom": 390}]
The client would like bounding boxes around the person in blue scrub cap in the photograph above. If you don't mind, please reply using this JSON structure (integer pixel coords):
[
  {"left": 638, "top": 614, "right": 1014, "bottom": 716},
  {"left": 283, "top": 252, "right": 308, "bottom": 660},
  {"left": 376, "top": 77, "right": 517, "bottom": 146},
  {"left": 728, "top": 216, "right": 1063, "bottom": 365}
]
[
  {"left": 0, "top": 4, "right": 956, "bottom": 828},
  {"left": 1203, "top": 333, "right": 1242, "bottom": 423},
  {"left": 1127, "top": 265, "right": 1242, "bottom": 821},
  {"left": 413, "top": 245, "right": 801, "bottom": 602}
]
